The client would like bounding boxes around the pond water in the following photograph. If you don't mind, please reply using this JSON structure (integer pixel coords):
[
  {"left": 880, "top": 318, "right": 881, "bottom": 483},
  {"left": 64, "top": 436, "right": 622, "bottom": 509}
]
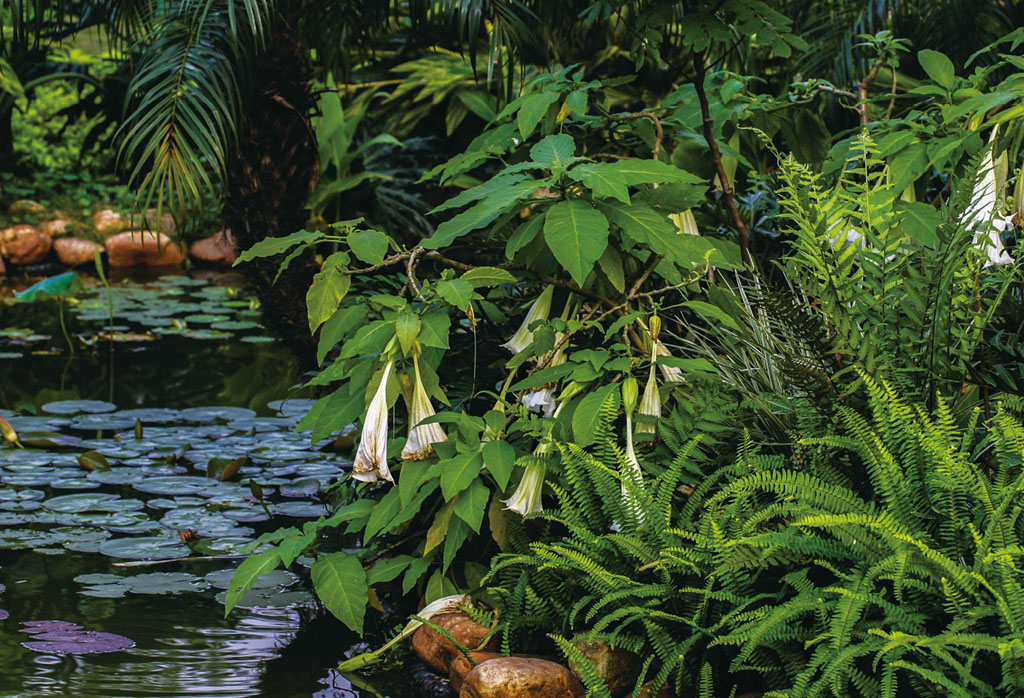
[{"left": 0, "top": 270, "right": 408, "bottom": 698}]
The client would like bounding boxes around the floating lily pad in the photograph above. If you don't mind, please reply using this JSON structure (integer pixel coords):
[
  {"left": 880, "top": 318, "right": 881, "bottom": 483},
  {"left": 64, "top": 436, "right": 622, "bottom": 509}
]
[
  {"left": 210, "top": 320, "right": 260, "bottom": 331},
  {"left": 98, "top": 535, "right": 191, "bottom": 560},
  {"left": 132, "top": 476, "right": 221, "bottom": 496},
  {"left": 116, "top": 408, "right": 180, "bottom": 425},
  {"left": 21, "top": 626, "right": 135, "bottom": 654},
  {"left": 0, "top": 352, "right": 23, "bottom": 359},
  {"left": 42, "top": 400, "right": 117, "bottom": 416},
  {"left": 79, "top": 572, "right": 209, "bottom": 598},
  {"left": 69, "top": 415, "right": 137, "bottom": 431},
  {"left": 215, "top": 588, "right": 312, "bottom": 610},
  {"left": 180, "top": 406, "right": 257, "bottom": 423},
  {"left": 204, "top": 567, "right": 299, "bottom": 590}
]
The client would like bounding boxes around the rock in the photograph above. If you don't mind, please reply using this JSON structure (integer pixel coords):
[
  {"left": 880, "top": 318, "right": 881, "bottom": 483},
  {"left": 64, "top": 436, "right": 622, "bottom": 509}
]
[
  {"left": 569, "top": 639, "right": 641, "bottom": 696},
  {"left": 1, "top": 224, "right": 52, "bottom": 265},
  {"left": 92, "top": 209, "right": 126, "bottom": 234},
  {"left": 412, "top": 611, "right": 499, "bottom": 674},
  {"left": 459, "top": 657, "right": 584, "bottom": 698},
  {"left": 0, "top": 255, "right": 5, "bottom": 274},
  {"left": 189, "top": 230, "right": 236, "bottom": 265},
  {"left": 638, "top": 682, "right": 674, "bottom": 698},
  {"left": 38, "top": 219, "right": 74, "bottom": 237},
  {"left": 54, "top": 237, "right": 103, "bottom": 267},
  {"left": 104, "top": 231, "right": 185, "bottom": 267},
  {"left": 130, "top": 208, "right": 176, "bottom": 233},
  {"left": 450, "top": 651, "right": 503, "bottom": 693},
  {"left": 9, "top": 199, "right": 44, "bottom": 214}
]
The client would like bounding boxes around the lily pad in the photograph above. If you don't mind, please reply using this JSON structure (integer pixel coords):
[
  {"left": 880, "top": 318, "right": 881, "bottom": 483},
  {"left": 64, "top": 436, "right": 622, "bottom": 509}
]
[
  {"left": 21, "top": 627, "right": 135, "bottom": 654},
  {"left": 42, "top": 400, "right": 117, "bottom": 415},
  {"left": 98, "top": 536, "right": 191, "bottom": 560},
  {"left": 180, "top": 406, "right": 257, "bottom": 423}
]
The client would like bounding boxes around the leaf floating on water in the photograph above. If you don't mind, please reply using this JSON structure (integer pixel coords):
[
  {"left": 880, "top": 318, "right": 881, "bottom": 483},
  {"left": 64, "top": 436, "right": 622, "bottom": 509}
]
[
  {"left": 41, "top": 400, "right": 117, "bottom": 416},
  {"left": 77, "top": 450, "right": 111, "bottom": 472},
  {"left": 206, "top": 456, "right": 248, "bottom": 482},
  {"left": 20, "top": 623, "right": 135, "bottom": 654}
]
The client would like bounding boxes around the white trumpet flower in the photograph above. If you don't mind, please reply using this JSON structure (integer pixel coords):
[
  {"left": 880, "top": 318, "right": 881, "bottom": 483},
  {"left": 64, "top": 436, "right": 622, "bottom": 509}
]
[
  {"left": 401, "top": 355, "right": 448, "bottom": 461},
  {"left": 636, "top": 360, "right": 661, "bottom": 436},
  {"left": 963, "top": 132, "right": 1014, "bottom": 267},
  {"left": 504, "top": 458, "right": 546, "bottom": 516},
  {"left": 352, "top": 361, "right": 395, "bottom": 484},
  {"left": 621, "top": 413, "right": 646, "bottom": 524},
  {"left": 670, "top": 209, "right": 699, "bottom": 236},
  {"left": 654, "top": 343, "right": 683, "bottom": 383},
  {"left": 501, "top": 285, "right": 554, "bottom": 353}
]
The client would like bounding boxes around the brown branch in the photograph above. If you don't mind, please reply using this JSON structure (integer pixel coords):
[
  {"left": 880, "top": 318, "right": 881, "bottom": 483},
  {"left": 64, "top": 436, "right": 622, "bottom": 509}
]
[
  {"left": 607, "top": 111, "right": 664, "bottom": 160},
  {"left": 694, "top": 54, "right": 750, "bottom": 265},
  {"left": 406, "top": 247, "right": 423, "bottom": 296},
  {"left": 885, "top": 68, "right": 898, "bottom": 120},
  {"left": 858, "top": 63, "right": 881, "bottom": 125}
]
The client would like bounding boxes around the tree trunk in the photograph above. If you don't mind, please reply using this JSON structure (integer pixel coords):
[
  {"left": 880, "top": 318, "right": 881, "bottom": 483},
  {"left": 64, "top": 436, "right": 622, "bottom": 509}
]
[{"left": 223, "top": 20, "right": 319, "bottom": 365}]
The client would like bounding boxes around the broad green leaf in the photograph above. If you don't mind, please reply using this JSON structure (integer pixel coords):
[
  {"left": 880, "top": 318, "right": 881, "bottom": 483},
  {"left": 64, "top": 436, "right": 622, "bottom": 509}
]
[
  {"left": 530, "top": 134, "right": 576, "bottom": 169},
  {"left": 279, "top": 532, "right": 314, "bottom": 567},
  {"left": 348, "top": 229, "right": 389, "bottom": 265},
  {"left": 235, "top": 230, "right": 320, "bottom": 265},
  {"left": 424, "top": 179, "right": 549, "bottom": 249},
  {"left": 572, "top": 384, "right": 620, "bottom": 446},
  {"left": 918, "top": 49, "right": 955, "bottom": 90},
  {"left": 581, "top": 159, "right": 701, "bottom": 188},
  {"left": 425, "top": 500, "right": 455, "bottom": 554},
  {"left": 658, "top": 356, "right": 717, "bottom": 374},
  {"left": 455, "top": 89, "right": 497, "bottom": 121},
  {"left": 460, "top": 267, "right": 517, "bottom": 287},
  {"left": 339, "top": 319, "right": 393, "bottom": 358},
  {"left": 317, "top": 304, "right": 367, "bottom": 365},
  {"left": 453, "top": 479, "right": 489, "bottom": 533},
  {"left": 364, "top": 486, "right": 404, "bottom": 543},
  {"left": 543, "top": 200, "right": 610, "bottom": 286},
  {"left": 366, "top": 555, "right": 414, "bottom": 585},
  {"left": 517, "top": 92, "right": 561, "bottom": 139},
  {"left": 224, "top": 548, "right": 281, "bottom": 615},
  {"left": 394, "top": 310, "right": 421, "bottom": 355},
  {"left": 440, "top": 451, "right": 484, "bottom": 499},
  {"left": 896, "top": 201, "right": 940, "bottom": 248},
  {"left": 307, "top": 253, "right": 351, "bottom": 333},
  {"left": 602, "top": 203, "right": 680, "bottom": 264},
  {"left": 505, "top": 215, "right": 545, "bottom": 260},
  {"left": 482, "top": 439, "right": 515, "bottom": 491},
  {"left": 442, "top": 516, "right": 471, "bottom": 572},
  {"left": 684, "top": 301, "right": 741, "bottom": 332},
  {"left": 569, "top": 163, "right": 630, "bottom": 204},
  {"left": 14, "top": 272, "right": 84, "bottom": 301},
  {"left": 431, "top": 174, "right": 529, "bottom": 215},
  {"left": 399, "top": 459, "right": 435, "bottom": 507},
  {"left": 597, "top": 247, "right": 625, "bottom": 293},
  {"left": 311, "top": 553, "right": 367, "bottom": 634},
  {"left": 632, "top": 182, "right": 707, "bottom": 213},
  {"left": 419, "top": 312, "right": 451, "bottom": 349},
  {"left": 436, "top": 279, "right": 475, "bottom": 311},
  {"left": 564, "top": 89, "right": 587, "bottom": 115}
]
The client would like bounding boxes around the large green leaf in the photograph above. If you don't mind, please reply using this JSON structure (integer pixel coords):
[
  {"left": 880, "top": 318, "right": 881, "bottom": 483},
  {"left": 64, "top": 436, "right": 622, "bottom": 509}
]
[
  {"left": 505, "top": 214, "right": 545, "bottom": 260},
  {"left": 224, "top": 548, "right": 281, "bottom": 615},
  {"left": 440, "top": 451, "right": 484, "bottom": 498},
  {"left": 431, "top": 175, "right": 529, "bottom": 215},
  {"left": 577, "top": 159, "right": 702, "bottom": 188},
  {"left": 896, "top": 201, "right": 940, "bottom": 248},
  {"left": 530, "top": 134, "right": 576, "bottom": 169},
  {"left": 602, "top": 203, "right": 681, "bottom": 264},
  {"left": 307, "top": 253, "right": 351, "bottom": 333},
  {"left": 394, "top": 310, "right": 421, "bottom": 355},
  {"left": 424, "top": 179, "right": 549, "bottom": 249},
  {"left": 918, "top": 49, "right": 955, "bottom": 90},
  {"left": 543, "top": 201, "right": 610, "bottom": 286},
  {"left": 348, "top": 229, "right": 389, "bottom": 265},
  {"left": 517, "top": 92, "right": 561, "bottom": 139},
  {"left": 436, "top": 279, "right": 475, "bottom": 311},
  {"left": 460, "top": 267, "right": 517, "bottom": 287},
  {"left": 482, "top": 440, "right": 515, "bottom": 491},
  {"left": 235, "top": 230, "right": 320, "bottom": 265},
  {"left": 572, "top": 384, "right": 620, "bottom": 446},
  {"left": 311, "top": 553, "right": 368, "bottom": 634},
  {"left": 419, "top": 311, "right": 451, "bottom": 349},
  {"left": 453, "top": 479, "right": 490, "bottom": 533},
  {"left": 568, "top": 163, "right": 630, "bottom": 204},
  {"left": 363, "top": 486, "right": 403, "bottom": 543}
]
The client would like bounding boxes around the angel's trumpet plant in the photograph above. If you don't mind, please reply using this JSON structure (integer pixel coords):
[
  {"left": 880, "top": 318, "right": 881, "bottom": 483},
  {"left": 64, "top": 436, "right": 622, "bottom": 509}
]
[
  {"left": 505, "top": 400, "right": 566, "bottom": 516},
  {"left": 637, "top": 316, "right": 662, "bottom": 436},
  {"left": 401, "top": 353, "right": 447, "bottom": 461},
  {"left": 352, "top": 361, "right": 395, "bottom": 484},
  {"left": 501, "top": 285, "right": 554, "bottom": 353},
  {"left": 964, "top": 130, "right": 1013, "bottom": 266},
  {"left": 620, "top": 376, "right": 645, "bottom": 523}
]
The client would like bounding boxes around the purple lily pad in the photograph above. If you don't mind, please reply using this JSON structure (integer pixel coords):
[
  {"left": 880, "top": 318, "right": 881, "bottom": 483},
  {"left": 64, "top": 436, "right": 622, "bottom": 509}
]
[
  {"left": 0, "top": 609, "right": 8, "bottom": 620},
  {"left": 21, "top": 629, "right": 134, "bottom": 654}
]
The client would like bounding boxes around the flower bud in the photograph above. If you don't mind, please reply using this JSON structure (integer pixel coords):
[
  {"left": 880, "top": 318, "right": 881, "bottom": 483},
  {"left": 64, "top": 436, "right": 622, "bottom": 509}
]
[
  {"left": 622, "top": 376, "right": 638, "bottom": 416},
  {"left": 649, "top": 314, "right": 661, "bottom": 342}
]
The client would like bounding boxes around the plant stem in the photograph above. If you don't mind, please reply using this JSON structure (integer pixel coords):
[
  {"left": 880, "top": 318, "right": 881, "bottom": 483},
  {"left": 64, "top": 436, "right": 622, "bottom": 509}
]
[{"left": 693, "top": 53, "right": 750, "bottom": 265}]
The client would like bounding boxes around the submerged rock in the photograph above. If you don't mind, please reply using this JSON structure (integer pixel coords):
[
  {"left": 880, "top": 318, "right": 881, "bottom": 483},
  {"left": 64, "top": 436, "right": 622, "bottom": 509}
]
[
  {"left": 459, "top": 657, "right": 584, "bottom": 698},
  {"left": 54, "top": 237, "right": 103, "bottom": 267},
  {"left": 412, "top": 611, "right": 498, "bottom": 674},
  {"left": 105, "top": 231, "right": 185, "bottom": 267},
  {"left": 190, "top": 230, "right": 237, "bottom": 266},
  {"left": 38, "top": 219, "right": 74, "bottom": 237},
  {"left": 93, "top": 209, "right": 127, "bottom": 234},
  {"left": 449, "top": 651, "right": 503, "bottom": 693},
  {"left": 1, "top": 224, "right": 52, "bottom": 265},
  {"left": 8, "top": 199, "right": 45, "bottom": 214},
  {"left": 569, "top": 638, "right": 641, "bottom": 696}
]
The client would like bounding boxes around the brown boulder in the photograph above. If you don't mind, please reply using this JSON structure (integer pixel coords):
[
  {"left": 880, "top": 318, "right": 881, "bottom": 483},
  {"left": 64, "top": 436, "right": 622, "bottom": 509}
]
[
  {"left": 0, "top": 255, "right": 5, "bottom": 274},
  {"left": 54, "top": 237, "right": 103, "bottom": 267},
  {"left": 189, "top": 230, "right": 236, "bottom": 265},
  {"left": 129, "top": 208, "right": 176, "bottom": 233},
  {"left": 460, "top": 657, "right": 584, "bottom": 698},
  {"left": 638, "top": 682, "right": 675, "bottom": 698},
  {"left": 105, "top": 231, "right": 185, "bottom": 267},
  {"left": 9, "top": 199, "right": 44, "bottom": 214},
  {"left": 1, "top": 225, "right": 52, "bottom": 265},
  {"left": 412, "top": 611, "right": 499, "bottom": 674},
  {"left": 569, "top": 639, "right": 641, "bottom": 696},
  {"left": 38, "top": 219, "right": 74, "bottom": 237},
  {"left": 92, "top": 209, "right": 126, "bottom": 234},
  {"left": 450, "top": 651, "right": 503, "bottom": 693}
]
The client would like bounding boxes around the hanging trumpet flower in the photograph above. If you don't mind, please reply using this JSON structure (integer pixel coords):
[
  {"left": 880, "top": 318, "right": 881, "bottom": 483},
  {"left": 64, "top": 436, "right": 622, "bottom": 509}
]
[
  {"left": 504, "top": 457, "right": 547, "bottom": 516},
  {"left": 352, "top": 361, "right": 395, "bottom": 484},
  {"left": 501, "top": 285, "right": 554, "bottom": 353},
  {"left": 670, "top": 209, "right": 699, "bottom": 236},
  {"left": 637, "top": 316, "right": 662, "bottom": 436},
  {"left": 620, "top": 376, "right": 645, "bottom": 524},
  {"left": 964, "top": 129, "right": 1014, "bottom": 266},
  {"left": 401, "top": 353, "right": 448, "bottom": 461}
]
